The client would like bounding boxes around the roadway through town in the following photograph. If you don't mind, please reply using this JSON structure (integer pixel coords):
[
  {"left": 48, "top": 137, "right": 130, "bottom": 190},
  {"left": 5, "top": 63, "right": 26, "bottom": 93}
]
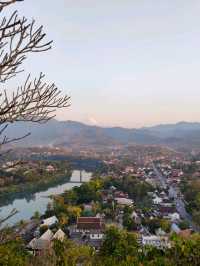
[{"left": 152, "top": 163, "right": 200, "bottom": 232}]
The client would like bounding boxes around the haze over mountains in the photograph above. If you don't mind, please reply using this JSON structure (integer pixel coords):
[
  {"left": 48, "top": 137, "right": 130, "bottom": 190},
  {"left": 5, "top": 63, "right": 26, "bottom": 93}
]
[{"left": 6, "top": 120, "right": 200, "bottom": 151}]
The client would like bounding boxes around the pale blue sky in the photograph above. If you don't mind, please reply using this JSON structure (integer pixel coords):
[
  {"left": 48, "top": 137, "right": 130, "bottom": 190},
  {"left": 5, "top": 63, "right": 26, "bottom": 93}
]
[{"left": 7, "top": 0, "right": 200, "bottom": 127}]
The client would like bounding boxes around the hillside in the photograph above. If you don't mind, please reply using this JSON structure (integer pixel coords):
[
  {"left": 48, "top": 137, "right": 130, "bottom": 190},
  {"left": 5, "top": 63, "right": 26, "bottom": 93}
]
[{"left": 4, "top": 120, "right": 200, "bottom": 150}]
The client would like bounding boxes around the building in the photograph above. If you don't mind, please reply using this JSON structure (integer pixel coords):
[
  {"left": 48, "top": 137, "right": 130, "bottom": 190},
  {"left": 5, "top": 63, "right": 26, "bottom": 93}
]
[
  {"left": 141, "top": 235, "right": 170, "bottom": 249},
  {"left": 28, "top": 228, "right": 65, "bottom": 255},
  {"left": 114, "top": 197, "right": 134, "bottom": 207},
  {"left": 153, "top": 195, "right": 162, "bottom": 205},
  {"left": 41, "top": 216, "right": 58, "bottom": 227},
  {"left": 53, "top": 229, "right": 66, "bottom": 241},
  {"left": 69, "top": 217, "right": 105, "bottom": 250},
  {"left": 76, "top": 217, "right": 104, "bottom": 234},
  {"left": 168, "top": 212, "right": 180, "bottom": 222}
]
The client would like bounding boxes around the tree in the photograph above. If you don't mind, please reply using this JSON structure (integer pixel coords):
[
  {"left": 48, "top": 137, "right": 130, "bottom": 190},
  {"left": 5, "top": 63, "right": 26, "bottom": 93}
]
[
  {"left": 0, "top": 240, "right": 28, "bottom": 266},
  {"left": 169, "top": 234, "right": 200, "bottom": 266},
  {"left": 123, "top": 214, "right": 137, "bottom": 231},
  {"left": 32, "top": 211, "right": 40, "bottom": 220},
  {"left": 100, "top": 226, "right": 139, "bottom": 261},
  {"left": 0, "top": 0, "right": 70, "bottom": 149},
  {"left": 0, "top": 0, "right": 70, "bottom": 236}
]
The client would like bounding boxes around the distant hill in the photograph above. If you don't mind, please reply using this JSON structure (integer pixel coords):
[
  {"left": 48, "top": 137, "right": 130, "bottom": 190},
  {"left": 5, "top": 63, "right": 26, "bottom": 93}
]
[{"left": 4, "top": 120, "right": 200, "bottom": 150}]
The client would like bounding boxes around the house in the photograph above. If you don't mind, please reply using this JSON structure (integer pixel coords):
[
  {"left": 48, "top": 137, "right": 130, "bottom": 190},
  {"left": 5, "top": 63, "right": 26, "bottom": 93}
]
[
  {"left": 40, "top": 229, "right": 54, "bottom": 241},
  {"left": 41, "top": 216, "right": 58, "bottom": 227},
  {"left": 168, "top": 212, "right": 180, "bottom": 222},
  {"left": 131, "top": 211, "right": 141, "bottom": 224},
  {"left": 53, "top": 229, "right": 66, "bottom": 241},
  {"left": 69, "top": 217, "right": 104, "bottom": 250},
  {"left": 76, "top": 217, "right": 104, "bottom": 233},
  {"left": 28, "top": 229, "right": 65, "bottom": 255},
  {"left": 159, "top": 205, "right": 176, "bottom": 216},
  {"left": 28, "top": 238, "right": 51, "bottom": 255},
  {"left": 155, "top": 228, "right": 166, "bottom": 236},
  {"left": 153, "top": 196, "right": 162, "bottom": 205},
  {"left": 89, "top": 231, "right": 104, "bottom": 240},
  {"left": 114, "top": 197, "right": 134, "bottom": 207},
  {"left": 141, "top": 235, "right": 170, "bottom": 249}
]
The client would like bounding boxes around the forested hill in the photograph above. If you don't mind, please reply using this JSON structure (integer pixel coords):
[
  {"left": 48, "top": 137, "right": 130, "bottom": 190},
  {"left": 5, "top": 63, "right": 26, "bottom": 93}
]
[{"left": 5, "top": 120, "right": 200, "bottom": 150}]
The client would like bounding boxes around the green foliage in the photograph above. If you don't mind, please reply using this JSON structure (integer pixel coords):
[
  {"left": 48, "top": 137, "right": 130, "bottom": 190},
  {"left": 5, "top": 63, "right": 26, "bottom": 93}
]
[
  {"left": 2, "top": 227, "right": 200, "bottom": 266},
  {"left": 0, "top": 160, "right": 72, "bottom": 206},
  {"left": 40, "top": 225, "right": 48, "bottom": 235},
  {"left": 122, "top": 207, "right": 138, "bottom": 231},
  {"left": 143, "top": 218, "right": 161, "bottom": 234},
  {"left": 100, "top": 226, "right": 139, "bottom": 261},
  {"left": 81, "top": 209, "right": 95, "bottom": 217},
  {"left": 74, "top": 178, "right": 103, "bottom": 204},
  {"left": 180, "top": 178, "right": 200, "bottom": 226},
  {"left": 179, "top": 220, "right": 190, "bottom": 230},
  {"left": 169, "top": 234, "right": 200, "bottom": 266},
  {"left": 52, "top": 239, "right": 93, "bottom": 266},
  {"left": 0, "top": 240, "right": 28, "bottom": 266},
  {"left": 103, "top": 175, "right": 153, "bottom": 208},
  {"left": 32, "top": 211, "right": 40, "bottom": 220}
]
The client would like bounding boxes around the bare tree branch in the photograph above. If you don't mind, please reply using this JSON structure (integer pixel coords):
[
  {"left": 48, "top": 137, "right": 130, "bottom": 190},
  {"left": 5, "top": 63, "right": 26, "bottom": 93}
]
[
  {"left": 0, "top": 0, "right": 23, "bottom": 12},
  {"left": 0, "top": 73, "right": 70, "bottom": 124},
  {"left": 0, "top": 2, "right": 71, "bottom": 150},
  {"left": 0, "top": 11, "right": 53, "bottom": 82}
]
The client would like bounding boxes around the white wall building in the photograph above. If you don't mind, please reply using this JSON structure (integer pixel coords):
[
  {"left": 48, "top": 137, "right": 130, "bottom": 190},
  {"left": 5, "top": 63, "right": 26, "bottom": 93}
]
[{"left": 142, "top": 235, "right": 170, "bottom": 249}]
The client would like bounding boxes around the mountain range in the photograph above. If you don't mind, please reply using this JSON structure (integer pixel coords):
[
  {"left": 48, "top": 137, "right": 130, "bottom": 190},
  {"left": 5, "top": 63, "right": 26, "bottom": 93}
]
[{"left": 4, "top": 120, "right": 200, "bottom": 151}]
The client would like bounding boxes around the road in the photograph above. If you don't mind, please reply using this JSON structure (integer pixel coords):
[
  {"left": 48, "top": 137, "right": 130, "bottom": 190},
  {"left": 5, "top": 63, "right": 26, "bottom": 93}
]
[
  {"left": 152, "top": 163, "right": 200, "bottom": 232},
  {"left": 152, "top": 163, "right": 167, "bottom": 189}
]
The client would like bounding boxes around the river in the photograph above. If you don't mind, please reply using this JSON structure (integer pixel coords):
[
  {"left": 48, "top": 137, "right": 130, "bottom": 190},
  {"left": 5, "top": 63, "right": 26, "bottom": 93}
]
[{"left": 0, "top": 170, "right": 92, "bottom": 227}]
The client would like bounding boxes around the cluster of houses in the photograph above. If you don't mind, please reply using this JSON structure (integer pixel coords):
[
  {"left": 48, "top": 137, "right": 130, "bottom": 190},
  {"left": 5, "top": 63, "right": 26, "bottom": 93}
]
[
  {"left": 13, "top": 158, "right": 194, "bottom": 256},
  {"left": 28, "top": 228, "right": 65, "bottom": 255},
  {"left": 151, "top": 190, "right": 180, "bottom": 221},
  {"left": 26, "top": 216, "right": 65, "bottom": 255}
]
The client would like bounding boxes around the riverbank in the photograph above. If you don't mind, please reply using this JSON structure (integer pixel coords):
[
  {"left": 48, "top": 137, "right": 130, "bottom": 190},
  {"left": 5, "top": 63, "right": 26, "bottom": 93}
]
[
  {"left": 0, "top": 169, "right": 72, "bottom": 207},
  {"left": 0, "top": 170, "right": 92, "bottom": 226}
]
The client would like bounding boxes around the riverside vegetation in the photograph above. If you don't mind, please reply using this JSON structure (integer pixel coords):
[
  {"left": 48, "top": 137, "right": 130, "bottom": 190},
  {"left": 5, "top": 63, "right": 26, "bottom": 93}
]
[{"left": 0, "top": 161, "right": 72, "bottom": 206}]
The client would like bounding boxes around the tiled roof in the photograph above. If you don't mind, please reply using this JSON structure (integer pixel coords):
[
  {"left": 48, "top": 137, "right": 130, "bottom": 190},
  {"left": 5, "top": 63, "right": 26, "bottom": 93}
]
[{"left": 77, "top": 217, "right": 103, "bottom": 230}]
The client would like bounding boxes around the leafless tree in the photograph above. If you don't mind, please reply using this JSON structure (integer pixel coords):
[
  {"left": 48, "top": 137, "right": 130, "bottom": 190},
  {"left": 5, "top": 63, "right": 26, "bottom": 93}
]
[
  {"left": 0, "top": 0, "right": 70, "bottom": 229},
  {"left": 0, "top": 0, "right": 70, "bottom": 147}
]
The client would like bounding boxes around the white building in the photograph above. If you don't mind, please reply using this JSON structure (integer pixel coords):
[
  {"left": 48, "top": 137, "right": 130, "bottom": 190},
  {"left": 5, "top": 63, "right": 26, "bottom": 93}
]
[
  {"left": 41, "top": 216, "right": 58, "bottom": 227},
  {"left": 53, "top": 229, "right": 66, "bottom": 242},
  {"left": 153, "top": 196, "right": 162, "bottom": 205},
  {"left": 141, "top": 235, "right": 170, "bottom": 249},
  {"left": 89, "top": 232, "right": 104, "bottom": 240},
  {"left": 169, "top": 212, "right": 180, "bottom": 222},
  {"left": 115, "top": 197, "right": 134, "bottom": 207}
]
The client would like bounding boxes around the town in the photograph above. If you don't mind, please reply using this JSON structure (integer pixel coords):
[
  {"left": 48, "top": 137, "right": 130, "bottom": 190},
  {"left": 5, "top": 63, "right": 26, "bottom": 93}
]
[{"left": 1, "top": 144, "right": 200, "bottom": 265}]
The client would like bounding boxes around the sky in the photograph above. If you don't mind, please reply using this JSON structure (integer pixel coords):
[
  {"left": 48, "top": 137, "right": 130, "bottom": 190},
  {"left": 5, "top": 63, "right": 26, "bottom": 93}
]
[{"left": 5, "top": 0, "right": 200, "bottom": 128}]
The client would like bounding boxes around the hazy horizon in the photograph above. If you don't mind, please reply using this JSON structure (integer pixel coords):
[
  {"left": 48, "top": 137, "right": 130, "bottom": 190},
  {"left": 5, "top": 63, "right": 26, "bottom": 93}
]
[
  {"left": 7, "top": 0, "right": 200, "bottom": 128},
  {"left": 55, "top": 118, "right": 200, "bottom": 129}
]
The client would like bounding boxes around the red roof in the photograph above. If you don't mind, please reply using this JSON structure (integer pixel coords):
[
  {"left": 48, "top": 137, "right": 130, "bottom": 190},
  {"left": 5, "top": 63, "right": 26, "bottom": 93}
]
[
  {"left": 77, "top": 217, "right": 103, "bottom": 230},
  {"left": 78, "top": 217, "right": 100, "bottom": 223}
]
